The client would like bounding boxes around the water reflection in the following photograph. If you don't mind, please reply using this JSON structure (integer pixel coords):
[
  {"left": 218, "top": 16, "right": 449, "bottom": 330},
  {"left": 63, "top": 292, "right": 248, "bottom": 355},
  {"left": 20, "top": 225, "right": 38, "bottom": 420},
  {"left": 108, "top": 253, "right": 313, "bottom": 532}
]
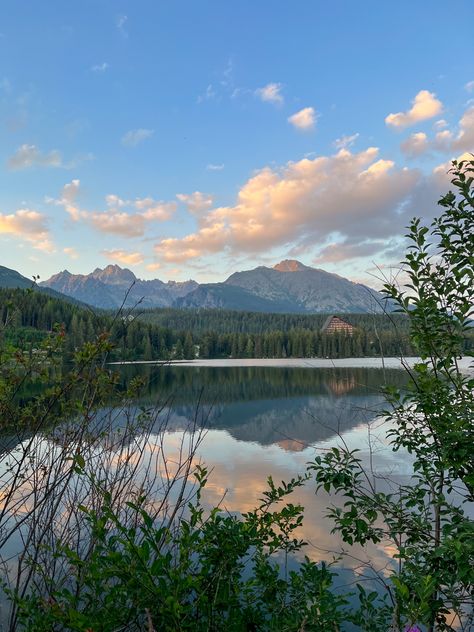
[
  {"left": 0, "top": 365, "right": 413, "bottom": 626},
  {"left": 116, "top": 366, "right": 407, "bottom": 449}
]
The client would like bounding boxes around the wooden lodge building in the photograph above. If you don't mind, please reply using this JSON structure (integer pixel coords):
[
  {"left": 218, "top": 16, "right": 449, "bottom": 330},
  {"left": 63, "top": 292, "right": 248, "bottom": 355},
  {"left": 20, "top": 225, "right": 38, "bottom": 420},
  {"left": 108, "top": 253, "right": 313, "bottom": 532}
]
[{"left": 321, "top": 315, "right": 354, "bottom": 335}]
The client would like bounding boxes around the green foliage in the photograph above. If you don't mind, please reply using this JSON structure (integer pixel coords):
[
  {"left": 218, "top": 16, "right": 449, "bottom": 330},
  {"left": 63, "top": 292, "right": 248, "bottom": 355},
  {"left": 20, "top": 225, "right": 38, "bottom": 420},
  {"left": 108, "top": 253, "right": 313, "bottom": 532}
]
[
  {"left": 308, "top": 158, "right": 474, "bottom": 631},
  {"left": 11, "top": 469, "right": 352, "bottom": 632}
]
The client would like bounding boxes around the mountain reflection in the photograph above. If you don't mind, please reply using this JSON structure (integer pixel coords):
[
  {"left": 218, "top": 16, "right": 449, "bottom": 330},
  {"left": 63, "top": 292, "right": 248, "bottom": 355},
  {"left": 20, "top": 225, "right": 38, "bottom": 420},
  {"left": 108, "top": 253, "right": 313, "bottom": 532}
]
[
  {"left": 2, "top": 366, "right": 407, "bottom": 455},
  {"left": 116, "top": 366, "right": 407, "bottom": 450}
]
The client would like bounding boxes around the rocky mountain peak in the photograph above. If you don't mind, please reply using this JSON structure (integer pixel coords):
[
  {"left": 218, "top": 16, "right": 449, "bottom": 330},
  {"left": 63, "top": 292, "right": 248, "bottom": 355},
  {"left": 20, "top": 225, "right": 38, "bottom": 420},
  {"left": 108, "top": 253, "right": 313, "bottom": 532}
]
[
  {"left": 92, "top": 265, "right": 137, "bottom": 284},
  {"left": 273, "top": 260, "right": 308, "bottom": 272}
]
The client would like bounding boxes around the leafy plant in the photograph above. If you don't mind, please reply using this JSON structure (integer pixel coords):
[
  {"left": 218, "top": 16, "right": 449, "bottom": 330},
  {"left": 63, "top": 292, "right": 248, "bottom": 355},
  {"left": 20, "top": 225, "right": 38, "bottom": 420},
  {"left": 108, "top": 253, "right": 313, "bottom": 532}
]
[{"left": 308, "top": 158, "right": 474, "bottom": 631}]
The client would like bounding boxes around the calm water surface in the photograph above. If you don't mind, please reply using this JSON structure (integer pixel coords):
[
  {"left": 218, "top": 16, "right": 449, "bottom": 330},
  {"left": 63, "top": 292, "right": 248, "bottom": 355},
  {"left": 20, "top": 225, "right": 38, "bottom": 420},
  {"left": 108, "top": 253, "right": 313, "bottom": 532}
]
[
  {"left": 115, "top": 365, "right": 412, "bottom": 574},
  {"left": 0, "top": 365, "right": 413, "bottom": 611}
]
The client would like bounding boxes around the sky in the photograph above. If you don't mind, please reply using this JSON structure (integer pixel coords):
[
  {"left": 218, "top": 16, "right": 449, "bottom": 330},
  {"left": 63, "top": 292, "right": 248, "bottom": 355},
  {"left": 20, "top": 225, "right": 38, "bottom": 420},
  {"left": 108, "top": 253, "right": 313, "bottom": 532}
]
[{"left": 0, "top": 0, "right": 473, "bottom": 287}]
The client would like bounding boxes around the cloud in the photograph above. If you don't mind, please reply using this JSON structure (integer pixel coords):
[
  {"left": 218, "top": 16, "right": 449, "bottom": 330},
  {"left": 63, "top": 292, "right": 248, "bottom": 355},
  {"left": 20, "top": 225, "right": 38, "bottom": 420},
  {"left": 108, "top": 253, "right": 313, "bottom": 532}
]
[
  {"left": 47, "top": 178, "right": 82, "bottom": 221},
  {"left": 121, "top": 128, "right": 154, "bottom": 147},
  {"left": 177, "top": 191, "right": 214, "bottom": 214},
  {"left": 255, "top": 83, "right": 284, "bottom": 105},
  {"left": 90, "top": 213, "right": 146, "bottom": 237},
  {"left": 0, "top": 208, "right": 54, "bottom": 252},
  {"left": 333, "top": 133, "right": 360, "bottom": 150},
  {"left": 197, "top": 84, "right": 216, "bottom": 104},
  {"left": 206, "top": 163, "right": 225, "bottom": 171},
  {"left": 434, "top": 119, "right": 448, "bottom": 130},
  {"left": 102, "top": 249, "right": 144, "bottom": 266},
  {"left": 146, "top": 262, "right": 161, "bottom": 272},
  {"left": 288, "top": 107, "right": 316, "bottom": 131},
  {"left": 134, "top": 198, "right": 176, "bottom": 220},
  {"left": 465, "top": 81, "right": 474, "bottom": 93},
  {"left": 313, "top": 240, "right": 389, "bottom": 264},
  {"left": 91, "top": 62, "right": 109, "bottom": 73},
  {"left": 400, "top": 132, "right": 430, "bottom": 158},
  {"left": 221, "top": 58, "right": 234, "bottom": 88},
  {"left": 399, "top": 105, "right": 474, "bottom": 157},
  {"left": 116, "top": 14, "right": 128, "bottom": 37},
  {"left": 154, "top": 147, "right": 423, "bottom": 264},
  {"left": 197, "top": 58, "right": 248, "bottom": 104},
  {"left": 63, "top": 247, "right": 79, "bottom": 259},
  {"left": 452, "top": 106, "right": 474, "bottom": 151},
  {"left": 106, "top": 194, "right": 126, "bottom": 208},
  {"left": 385, "top": 90, "right": 443, "bottom": 128},
  {"left": 7, "top": 145, "right": 93, "bottom": 170},
  {"left": 8, "top": 144, "right": 62, "bottom": 170},
  {"left": 50, "top": 180, "right": 176, "bottom": 237}
]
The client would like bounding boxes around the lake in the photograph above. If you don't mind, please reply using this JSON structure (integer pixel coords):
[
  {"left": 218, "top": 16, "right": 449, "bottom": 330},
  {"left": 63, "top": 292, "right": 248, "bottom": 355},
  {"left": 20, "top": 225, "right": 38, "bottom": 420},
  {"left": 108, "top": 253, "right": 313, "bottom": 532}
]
[
  {"left": 0, "top": 362, "right": 414, "bottom": 626},
  {"left": 111, "top": 364, "right": 411, "bottom": 576}
]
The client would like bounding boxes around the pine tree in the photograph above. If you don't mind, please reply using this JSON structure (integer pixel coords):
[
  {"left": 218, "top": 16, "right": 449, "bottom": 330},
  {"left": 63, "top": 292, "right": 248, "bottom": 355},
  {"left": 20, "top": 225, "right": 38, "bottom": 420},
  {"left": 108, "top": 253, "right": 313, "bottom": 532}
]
[{"left": 183, "top": 332, "right": 195, "bottom": 359}]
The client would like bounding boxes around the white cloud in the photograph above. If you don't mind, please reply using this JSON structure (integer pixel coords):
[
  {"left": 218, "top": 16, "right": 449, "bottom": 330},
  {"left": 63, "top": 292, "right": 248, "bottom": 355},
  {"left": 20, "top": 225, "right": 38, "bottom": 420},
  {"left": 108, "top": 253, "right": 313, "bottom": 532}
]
[
  {"left": 399, "top": 105, "right": 474, "bottom": 157},
  {"left": 333, "top": 133, "right": 360, "bottom": 150},
  {"left": 206, "top": 163, "right": 225, "bottom": 171},
  {"left": 177, "top": 191, "right": 214, "bottom": 214},
  {"left": 465, "top": 81, "right": 474, "bottom": 93},
  {"left": 8, "top": 144, "right": 62, "bottom": 170},
  {"left": 102, "top": 249, "right": 144, "bottom": 266},
  {"left": 452, "top": 106, "right": 474, "bottom": 151},
  {"left": 49, "top": 179, "right": 82, "bottom": 221},
  {"left": 90, "top": 213, "right": 145, "bottom": 237},
  {"left": 134, "top": 198, "right": 176, "bottom": 221},
  {"left": 434, "top": 119, "right": 448, "bottom": 130},
  {"left": 146, "top": 262, "right": 161, "bottom": 272},
  {"left": 385, "top": 90, "right": 443, "bottom": 128},
  {"left": 63, "top": 247, "right": 79, "bottom": 259},
  {"left": 91, "top": 62, "right": 109, "bottom": 73},
  {"left": 197, "top": 84, "right": 216, "bottom": 104},
  {"left": 400, "top": 132, "right": 429, "bottom": 158},
  {"left": 288, "top": 107, "right": 316, "bottom": 131},
  {"left": 255, "top": 83, "right": 284, "bottom": 105},
  {"left": 434, "top": 129, "right": 453, "bottom": 151},
  {"left": 116, "top": 14, "right": 128, "bottom": 37},
  {"left": 106, "top": 194, "right": 127, "bottom": 208},
  {"left": 121, "top": 128, "right": 154, "bottom": 147},
  {"left": 154, "top": 147, "right": 422, "bottom": 264},
  {"left": 7, "top": 145, "right": 93, "bottom": 170},
  {"left": 0, "top": 208, "right": 54, "bottom": 252},
  {"left": 51, "top": 180, "right": 176, "bottom": 237}
]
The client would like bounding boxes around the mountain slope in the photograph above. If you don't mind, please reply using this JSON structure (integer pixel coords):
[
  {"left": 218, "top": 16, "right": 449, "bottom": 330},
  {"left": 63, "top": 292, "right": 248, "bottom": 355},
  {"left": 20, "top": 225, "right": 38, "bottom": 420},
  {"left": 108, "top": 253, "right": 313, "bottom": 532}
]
[
  {"left": 179, "top": 260, "right": 387, "bottom": 313},
  {"left": 174, "top": 283, "right": 304, "bottom": 313},
  {"left": 0, "top": 265, "right": 82, "bottom": 303},
  {"left": 0, "top": 265, "right": 38, "bottom": 290}
]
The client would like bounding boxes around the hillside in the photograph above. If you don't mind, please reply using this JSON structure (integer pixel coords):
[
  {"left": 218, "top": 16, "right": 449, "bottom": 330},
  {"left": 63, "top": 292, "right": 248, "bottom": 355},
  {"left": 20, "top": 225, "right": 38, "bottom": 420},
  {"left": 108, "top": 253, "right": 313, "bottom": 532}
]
[{"left": 0, "top": 265, "right": 82, "bottom": 304}]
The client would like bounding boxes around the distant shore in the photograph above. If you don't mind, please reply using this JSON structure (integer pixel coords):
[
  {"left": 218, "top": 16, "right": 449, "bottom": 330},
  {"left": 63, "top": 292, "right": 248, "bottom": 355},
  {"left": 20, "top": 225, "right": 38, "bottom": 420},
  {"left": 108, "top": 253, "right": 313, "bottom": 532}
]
[{"left": 108, "top": 356, "right": 472, "bottom": 373}]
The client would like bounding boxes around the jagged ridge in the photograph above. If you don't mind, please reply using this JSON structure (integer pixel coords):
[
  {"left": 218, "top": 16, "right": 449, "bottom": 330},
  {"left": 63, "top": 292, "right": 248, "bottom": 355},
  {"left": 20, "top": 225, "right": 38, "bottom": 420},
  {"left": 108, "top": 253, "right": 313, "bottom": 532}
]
[{"left": 40, "top": 260, "right": 388, "bottom": 313}]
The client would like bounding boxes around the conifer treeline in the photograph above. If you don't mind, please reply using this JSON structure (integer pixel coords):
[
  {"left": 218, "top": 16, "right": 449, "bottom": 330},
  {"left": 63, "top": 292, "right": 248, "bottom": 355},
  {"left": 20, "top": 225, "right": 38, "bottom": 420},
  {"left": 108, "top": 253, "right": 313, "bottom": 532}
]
[
  {"left": 138, "top": 308, "right": 409, "bottom": 335},
  {"left": 4, "top": 287, "right": 472, "bottom": 360}
]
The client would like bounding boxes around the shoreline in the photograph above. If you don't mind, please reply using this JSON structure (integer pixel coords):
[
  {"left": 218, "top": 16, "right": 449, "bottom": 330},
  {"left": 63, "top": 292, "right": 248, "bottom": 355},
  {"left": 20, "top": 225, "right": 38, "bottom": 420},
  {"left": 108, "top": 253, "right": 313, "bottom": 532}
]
[{"left": 108, "top": 356, "right": 474, "bottom": 372}]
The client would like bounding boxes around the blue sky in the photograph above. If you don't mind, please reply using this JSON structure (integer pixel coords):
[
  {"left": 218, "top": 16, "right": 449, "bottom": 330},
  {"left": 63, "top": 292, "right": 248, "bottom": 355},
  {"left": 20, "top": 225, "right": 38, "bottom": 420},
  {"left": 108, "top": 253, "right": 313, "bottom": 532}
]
[{"left": 0, "top": 1, "right": 473, "bottom": 285}]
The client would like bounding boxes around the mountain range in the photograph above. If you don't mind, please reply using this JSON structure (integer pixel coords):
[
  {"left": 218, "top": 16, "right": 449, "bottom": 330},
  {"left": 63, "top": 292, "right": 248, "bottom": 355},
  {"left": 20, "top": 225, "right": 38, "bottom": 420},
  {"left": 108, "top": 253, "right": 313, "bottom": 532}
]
[
  {"left": 37, "top": 260, "right": 388, "bottom": 314},
  {"left": 41, "top": 266, "right": 198, "bottom": 310}
]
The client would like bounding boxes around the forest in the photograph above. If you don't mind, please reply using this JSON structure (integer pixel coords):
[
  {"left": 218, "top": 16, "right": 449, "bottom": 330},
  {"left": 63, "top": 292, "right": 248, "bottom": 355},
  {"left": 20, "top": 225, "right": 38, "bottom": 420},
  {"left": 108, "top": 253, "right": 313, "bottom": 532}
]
[{"left": 0, "top": 288, "right": 421, "bottom": 360}]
